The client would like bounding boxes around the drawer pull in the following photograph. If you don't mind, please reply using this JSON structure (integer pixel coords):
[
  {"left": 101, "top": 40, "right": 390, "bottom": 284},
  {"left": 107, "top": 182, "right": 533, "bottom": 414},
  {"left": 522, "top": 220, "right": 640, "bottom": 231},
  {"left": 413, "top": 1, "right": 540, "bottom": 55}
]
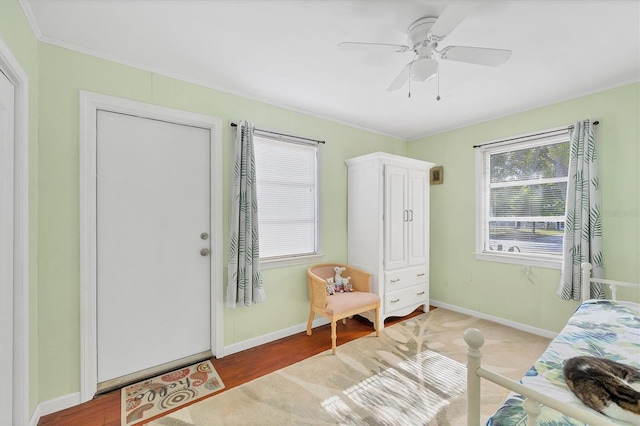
[
  {"left": 390, "top": 279, "right": 400, "bottom": 283},
  {"left": 417, "top": 273, "right": 425, "bottom": 277},
  {"left": 417, "top": 291, "right": 425, "bottom": 296},
  {"left": 390, "top": 298, "right": 400, "bottom": 303}
]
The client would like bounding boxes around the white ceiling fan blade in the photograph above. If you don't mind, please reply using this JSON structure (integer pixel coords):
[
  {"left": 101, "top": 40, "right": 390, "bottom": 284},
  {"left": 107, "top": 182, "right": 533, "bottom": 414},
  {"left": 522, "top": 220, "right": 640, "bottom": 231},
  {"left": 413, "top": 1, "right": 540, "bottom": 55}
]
[
  {"left": 429, "top": 2, "right": 481, "bottom": 39},
  {"left": 387, "top": 63, "right": 411, "bottom": 91},
  {"left": 338, "top": 42, "right": 410, "bottom": 53},
  {"left": 440, "top": 46, "right": 512, "bottom": 67}
]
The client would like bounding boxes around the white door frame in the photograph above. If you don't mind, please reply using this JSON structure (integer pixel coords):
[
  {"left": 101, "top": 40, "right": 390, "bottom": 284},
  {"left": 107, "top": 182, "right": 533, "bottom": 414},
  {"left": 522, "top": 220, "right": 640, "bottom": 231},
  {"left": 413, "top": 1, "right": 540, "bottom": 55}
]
[
  {"left": 0, "top": 37, "right": 30, "bottom": 426},
  {"left": 79, "top": 91, "right": 224, "bottom": 402}
]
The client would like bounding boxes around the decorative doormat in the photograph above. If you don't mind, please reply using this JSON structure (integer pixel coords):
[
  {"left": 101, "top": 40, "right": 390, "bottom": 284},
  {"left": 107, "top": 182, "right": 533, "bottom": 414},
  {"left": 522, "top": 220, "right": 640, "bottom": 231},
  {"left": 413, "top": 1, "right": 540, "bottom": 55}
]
[{"left": 121, "top": 359, "right": 224, "bottom": 425}]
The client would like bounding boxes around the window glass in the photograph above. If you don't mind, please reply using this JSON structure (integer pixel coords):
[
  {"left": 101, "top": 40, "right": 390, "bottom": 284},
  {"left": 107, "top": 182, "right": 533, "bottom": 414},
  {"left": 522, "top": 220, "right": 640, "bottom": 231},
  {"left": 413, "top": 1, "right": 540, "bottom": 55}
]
[
  {"left": 478, "top": 137, "right": 569, "bottom": 261},
  {"left": 253, "top": 135, "right": 318, "bottom": 260}
]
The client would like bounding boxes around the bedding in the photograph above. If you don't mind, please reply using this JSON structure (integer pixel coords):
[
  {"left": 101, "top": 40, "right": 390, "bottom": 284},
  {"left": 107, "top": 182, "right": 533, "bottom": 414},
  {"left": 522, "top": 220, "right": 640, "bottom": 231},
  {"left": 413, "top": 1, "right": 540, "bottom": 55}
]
[{"left": 487, "top": 300, "right": 640, "bottom": 426}]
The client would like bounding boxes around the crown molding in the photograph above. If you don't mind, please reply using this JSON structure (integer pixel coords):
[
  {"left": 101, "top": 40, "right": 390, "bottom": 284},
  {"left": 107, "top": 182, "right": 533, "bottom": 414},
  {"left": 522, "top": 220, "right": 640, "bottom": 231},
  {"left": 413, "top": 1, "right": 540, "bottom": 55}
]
[{"left": 17, "top": 0, "right": 42, "bottom": 39}]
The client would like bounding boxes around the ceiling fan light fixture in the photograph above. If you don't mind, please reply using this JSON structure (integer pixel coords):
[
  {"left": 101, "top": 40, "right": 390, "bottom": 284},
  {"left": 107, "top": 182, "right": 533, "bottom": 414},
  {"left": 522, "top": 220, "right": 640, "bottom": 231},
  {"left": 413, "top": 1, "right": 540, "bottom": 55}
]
[{"left": 410, "top": 57, "right": 438, "bottom": 82}]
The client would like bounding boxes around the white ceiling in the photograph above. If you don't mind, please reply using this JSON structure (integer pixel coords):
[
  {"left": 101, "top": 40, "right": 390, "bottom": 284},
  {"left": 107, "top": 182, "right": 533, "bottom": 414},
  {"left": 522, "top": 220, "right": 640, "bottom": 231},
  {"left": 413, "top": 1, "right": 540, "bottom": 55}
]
[{"left": 23, "top": 0, "right": 640, "bottom": 140}]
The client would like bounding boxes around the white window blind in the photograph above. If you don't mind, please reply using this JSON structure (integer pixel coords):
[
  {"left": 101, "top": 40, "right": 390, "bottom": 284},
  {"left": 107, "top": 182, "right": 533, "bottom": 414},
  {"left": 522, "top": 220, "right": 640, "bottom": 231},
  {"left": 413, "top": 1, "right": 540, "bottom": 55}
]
[
  {"left": 253, "top": 134, "right": 318, "bottom": 260},
  {"left": 477, "top": 131, "right": 570, "bottom": 262}
]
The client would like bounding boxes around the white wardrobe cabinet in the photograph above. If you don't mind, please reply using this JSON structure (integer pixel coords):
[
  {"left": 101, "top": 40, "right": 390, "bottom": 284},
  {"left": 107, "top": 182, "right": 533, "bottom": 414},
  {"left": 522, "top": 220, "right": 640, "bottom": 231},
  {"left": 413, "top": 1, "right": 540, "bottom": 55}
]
[{"left": 345, "top": 152, "right": 434, "bottom": 327}]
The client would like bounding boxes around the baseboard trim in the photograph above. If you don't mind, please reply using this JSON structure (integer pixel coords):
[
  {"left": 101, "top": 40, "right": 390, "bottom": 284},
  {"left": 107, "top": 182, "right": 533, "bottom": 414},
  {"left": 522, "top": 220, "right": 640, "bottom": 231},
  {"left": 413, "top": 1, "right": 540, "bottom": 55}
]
[
  {"left": 223, "top": 317, "right": 330, "bottom": 356},
  {"left": 28, "top": 318, "right": 331, "bottom": 423},
  {"left": 29, "top": 392, "right": 81, "bottom": 426},
  {"left": 27, "top": 306, "right": 555, "bottom": 423},
  {"left": 430, "top": 300, "right": 558, "bottom": 339},
  {"left": 28, "top": 406, "right": 39, "bottom": 426}
]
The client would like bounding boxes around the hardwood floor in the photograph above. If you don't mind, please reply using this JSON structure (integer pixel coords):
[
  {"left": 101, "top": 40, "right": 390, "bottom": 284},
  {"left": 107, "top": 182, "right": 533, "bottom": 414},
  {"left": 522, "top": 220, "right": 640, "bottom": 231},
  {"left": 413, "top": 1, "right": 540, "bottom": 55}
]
[{"left": 38, "top": 309, "right": 425, "bottom": 425}]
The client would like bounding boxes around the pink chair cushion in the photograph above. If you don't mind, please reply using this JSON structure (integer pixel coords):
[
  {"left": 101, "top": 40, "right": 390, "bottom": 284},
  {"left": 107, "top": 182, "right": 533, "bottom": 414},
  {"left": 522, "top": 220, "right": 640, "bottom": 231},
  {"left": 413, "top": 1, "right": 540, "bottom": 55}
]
[{"left": 324, "top": 291, "right": 380, "bottom": 315}]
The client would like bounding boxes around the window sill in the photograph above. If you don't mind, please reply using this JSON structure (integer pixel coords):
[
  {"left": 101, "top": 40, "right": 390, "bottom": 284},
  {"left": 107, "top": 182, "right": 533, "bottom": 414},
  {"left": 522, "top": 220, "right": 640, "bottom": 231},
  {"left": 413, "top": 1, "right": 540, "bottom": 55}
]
[
  {"left": 474, "top": 252, "right": 561, "bottom": 269},
  {"left": 260, "top": 253, "right": 324, "bottom": 270}
]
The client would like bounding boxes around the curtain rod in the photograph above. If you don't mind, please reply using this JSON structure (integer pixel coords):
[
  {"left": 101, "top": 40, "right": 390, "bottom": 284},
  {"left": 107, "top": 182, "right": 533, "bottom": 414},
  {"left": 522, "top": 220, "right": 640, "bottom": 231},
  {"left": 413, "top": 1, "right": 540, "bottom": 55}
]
[
  {"left": 473, "top": 121, "right": 599, "bottom": 149},
  {"left": 230, "top": 122, "right": 325, "bottom": 144}
]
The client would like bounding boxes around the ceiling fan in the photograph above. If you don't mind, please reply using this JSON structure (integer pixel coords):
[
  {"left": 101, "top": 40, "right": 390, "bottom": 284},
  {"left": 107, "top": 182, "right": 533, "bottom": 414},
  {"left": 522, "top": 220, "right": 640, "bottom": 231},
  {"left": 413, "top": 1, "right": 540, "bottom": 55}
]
[{"left": 338, "top": 3, "right": 512, "bottom": 96}]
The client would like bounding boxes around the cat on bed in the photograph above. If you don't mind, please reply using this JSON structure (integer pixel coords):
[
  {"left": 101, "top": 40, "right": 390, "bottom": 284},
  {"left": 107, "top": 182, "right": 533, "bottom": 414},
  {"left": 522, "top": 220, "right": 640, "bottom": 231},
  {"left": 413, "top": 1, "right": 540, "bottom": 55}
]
[{"left": 563, "top": 356, "right": 640, "bottom": 424}]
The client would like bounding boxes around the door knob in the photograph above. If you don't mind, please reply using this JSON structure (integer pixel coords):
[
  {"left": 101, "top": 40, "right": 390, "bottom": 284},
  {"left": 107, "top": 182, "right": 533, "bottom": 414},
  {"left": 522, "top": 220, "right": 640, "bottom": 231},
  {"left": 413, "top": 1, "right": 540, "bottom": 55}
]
[{"left": 200, "top": 248, "right": 210, "bottom": 256}]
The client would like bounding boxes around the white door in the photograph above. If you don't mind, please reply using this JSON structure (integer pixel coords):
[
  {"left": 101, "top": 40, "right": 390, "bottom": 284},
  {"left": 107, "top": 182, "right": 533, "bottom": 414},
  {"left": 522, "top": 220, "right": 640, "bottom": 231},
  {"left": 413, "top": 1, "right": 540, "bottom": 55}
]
[
  {"left": 96, "top": 110, "right": 212, "bottom": 390},
  {"left": 384, "top": 165, "right": 408, "bottom": 270},
  {"left": 0, "top": 69, "right": 15, "bottom": 426},
  {"left": 407, "top": 168, "right": 429, "bottom": 266}
]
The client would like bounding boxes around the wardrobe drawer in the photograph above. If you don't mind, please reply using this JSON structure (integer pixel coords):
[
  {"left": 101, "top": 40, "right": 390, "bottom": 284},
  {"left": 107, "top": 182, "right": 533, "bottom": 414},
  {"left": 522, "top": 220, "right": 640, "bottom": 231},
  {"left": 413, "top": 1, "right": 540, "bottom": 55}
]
[
  {"left": 384, "top": 266, "right": 428, "bottom": 291},
  {"left": 385, "top": 283, "right": 429, "bottom": 313}
]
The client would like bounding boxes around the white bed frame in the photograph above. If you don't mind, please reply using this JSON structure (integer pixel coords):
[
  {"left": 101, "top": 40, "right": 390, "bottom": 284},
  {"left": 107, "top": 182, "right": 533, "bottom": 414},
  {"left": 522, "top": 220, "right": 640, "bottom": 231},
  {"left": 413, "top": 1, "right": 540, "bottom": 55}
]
[{"left": 465, "top": 262, "right": 640, "bottom": 426}]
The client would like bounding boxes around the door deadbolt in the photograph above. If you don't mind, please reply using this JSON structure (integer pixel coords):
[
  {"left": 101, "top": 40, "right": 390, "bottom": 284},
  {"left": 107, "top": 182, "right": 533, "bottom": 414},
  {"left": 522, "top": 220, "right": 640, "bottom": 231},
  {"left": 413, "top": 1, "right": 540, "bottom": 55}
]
[
  {"left": 200, "top": 232, "right": 209, "bottom": 240},
  {"left": 200, "top": 248, "right": 210, "bottom": 256}
]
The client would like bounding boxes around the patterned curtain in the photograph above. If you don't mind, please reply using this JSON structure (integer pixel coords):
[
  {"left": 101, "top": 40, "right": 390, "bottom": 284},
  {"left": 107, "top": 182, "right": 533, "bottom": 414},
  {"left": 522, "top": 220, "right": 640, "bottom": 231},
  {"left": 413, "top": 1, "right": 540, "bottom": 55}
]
[
  {"left": 558, "top": 120, "right": 605, "bottom": 300},
  {"left": 227, "top": 121, "right": 266, "bottom": 307}
]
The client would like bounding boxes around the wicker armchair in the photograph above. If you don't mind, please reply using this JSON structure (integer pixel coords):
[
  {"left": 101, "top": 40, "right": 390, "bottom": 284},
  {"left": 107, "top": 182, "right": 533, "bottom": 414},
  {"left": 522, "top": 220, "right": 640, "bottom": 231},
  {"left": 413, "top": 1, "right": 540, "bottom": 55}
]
[{"left": 307, "top": 263, "right": 380, "bottom": 354}]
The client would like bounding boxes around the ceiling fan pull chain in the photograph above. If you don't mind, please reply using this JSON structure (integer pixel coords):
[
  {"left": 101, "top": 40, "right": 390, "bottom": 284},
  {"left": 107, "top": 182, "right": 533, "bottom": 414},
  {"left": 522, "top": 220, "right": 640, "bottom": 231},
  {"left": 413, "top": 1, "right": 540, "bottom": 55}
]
[
  {"left": 408, "top": 62, "right": 412, "bottom": 98},
  {"left": 436, "top": 71, "right": 441, "bottom": 101}
]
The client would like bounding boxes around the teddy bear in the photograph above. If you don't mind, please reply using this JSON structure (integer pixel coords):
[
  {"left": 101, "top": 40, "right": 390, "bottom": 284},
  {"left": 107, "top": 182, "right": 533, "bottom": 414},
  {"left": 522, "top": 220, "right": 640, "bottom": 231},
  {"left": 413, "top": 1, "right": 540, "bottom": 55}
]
[
  {"left": 325, "top": 277, "right": 335, "bottom": 295},
  {"left": 342, "top": 276, "right": 353, "bottom": 292}
]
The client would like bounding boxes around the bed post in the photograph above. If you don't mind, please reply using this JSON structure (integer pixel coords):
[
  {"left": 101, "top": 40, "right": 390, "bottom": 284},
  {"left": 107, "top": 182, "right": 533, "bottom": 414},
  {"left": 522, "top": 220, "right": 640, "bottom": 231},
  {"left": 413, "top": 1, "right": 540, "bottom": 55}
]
[
  {"left": 464, "top": 328, "right": 484, "bottom": 426},
  {"left": 522, "top": 397, "right": 542, "bottom": 424},
  {"left": 581, "top": 262, "right": 592, "bottom": 301}
]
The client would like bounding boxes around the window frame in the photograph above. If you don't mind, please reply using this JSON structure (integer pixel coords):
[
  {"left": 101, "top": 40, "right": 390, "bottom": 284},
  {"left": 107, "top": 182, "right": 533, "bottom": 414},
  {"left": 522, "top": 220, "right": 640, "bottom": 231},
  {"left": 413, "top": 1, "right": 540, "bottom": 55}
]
[
  {"left": 474, "top": 128, "right": 570, "bottom": 269},
  {"left": 252, "top": 130, "right": 323, "bottom": 269}
]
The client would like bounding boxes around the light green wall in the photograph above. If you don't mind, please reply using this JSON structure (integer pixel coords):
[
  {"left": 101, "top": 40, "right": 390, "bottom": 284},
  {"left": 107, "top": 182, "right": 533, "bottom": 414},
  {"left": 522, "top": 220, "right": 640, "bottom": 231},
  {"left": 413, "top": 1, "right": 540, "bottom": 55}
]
[
  {"left": 408, "top": 83, "right": 640, "bottom": 333},
  {"left": 0, "top": 0, "right": 40, "bottom": 414},
  {"left": 5, "top": 0, "right": 640, "bottom": 411},
  {"left": 36, "top": 43, "right": 405, "bottom": 401}
]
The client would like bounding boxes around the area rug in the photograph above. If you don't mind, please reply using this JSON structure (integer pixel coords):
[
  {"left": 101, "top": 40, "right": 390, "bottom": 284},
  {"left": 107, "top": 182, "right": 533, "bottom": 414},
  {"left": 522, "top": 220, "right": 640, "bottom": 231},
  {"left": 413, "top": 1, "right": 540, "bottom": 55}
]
[
  {"left": 148, "top": 308, "right": 550, "bottom": 425},
  {"left": 149, "top": 314, "right": 468, "bottom": 425},
  {"left": 122, "top": 359, "right": 224, "bottom": 425}
]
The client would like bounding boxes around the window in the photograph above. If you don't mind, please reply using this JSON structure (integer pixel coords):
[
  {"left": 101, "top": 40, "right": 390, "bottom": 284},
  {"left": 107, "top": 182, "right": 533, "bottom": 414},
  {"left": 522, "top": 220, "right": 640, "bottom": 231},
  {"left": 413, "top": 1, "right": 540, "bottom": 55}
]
[
  {"left": 475, "top": 129, "right": 570, "bottom": 268},
  {"left": 253, "top": 133, "right": 319, "bottom": 265}
]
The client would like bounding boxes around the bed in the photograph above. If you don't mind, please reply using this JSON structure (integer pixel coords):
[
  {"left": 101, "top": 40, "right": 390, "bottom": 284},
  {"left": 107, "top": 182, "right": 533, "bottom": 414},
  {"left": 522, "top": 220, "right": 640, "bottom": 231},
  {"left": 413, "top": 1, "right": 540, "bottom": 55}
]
[{"left": 465, "top": 262, "right": 640, "bottom": 426}]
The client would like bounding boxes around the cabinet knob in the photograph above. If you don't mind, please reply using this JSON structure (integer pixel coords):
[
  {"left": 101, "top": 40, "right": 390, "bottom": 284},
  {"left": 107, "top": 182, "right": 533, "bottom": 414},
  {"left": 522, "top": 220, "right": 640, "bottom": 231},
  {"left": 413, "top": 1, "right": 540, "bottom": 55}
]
[
  {"left": 417, "top": 291, "right": 425, "bottom": 296},
  {"left": 390, "top": 298, "right": 400, "bottom": 303},
  {"left": 417, "top": 273, "right": 425, "bottom": 277},
  {"left": 390, "top": 278, "right": 400, "bottom": 283}
]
